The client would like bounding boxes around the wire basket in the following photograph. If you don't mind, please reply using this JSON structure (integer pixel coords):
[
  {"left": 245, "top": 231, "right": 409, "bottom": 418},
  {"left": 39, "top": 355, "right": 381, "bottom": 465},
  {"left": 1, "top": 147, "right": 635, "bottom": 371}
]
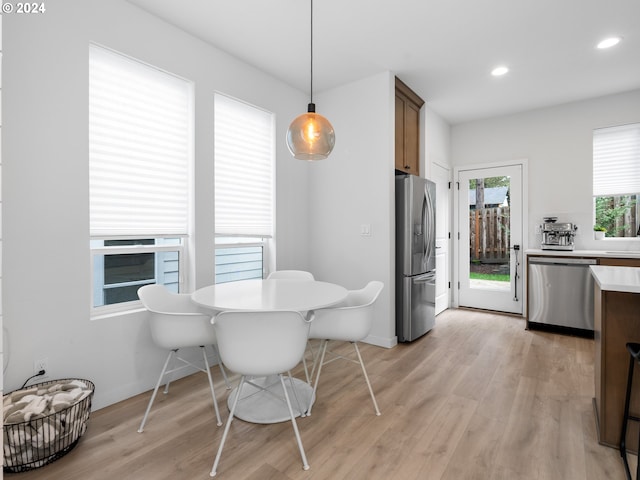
[{"left": 3, "top": 378, "right": 95, "bottom": 473}]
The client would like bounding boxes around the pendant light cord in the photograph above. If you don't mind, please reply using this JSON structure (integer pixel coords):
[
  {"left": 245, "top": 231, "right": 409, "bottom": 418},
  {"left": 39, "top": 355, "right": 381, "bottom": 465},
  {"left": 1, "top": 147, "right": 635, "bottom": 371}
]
[{"left": 310, "top": 0, "right": 314, "bottom": 105}]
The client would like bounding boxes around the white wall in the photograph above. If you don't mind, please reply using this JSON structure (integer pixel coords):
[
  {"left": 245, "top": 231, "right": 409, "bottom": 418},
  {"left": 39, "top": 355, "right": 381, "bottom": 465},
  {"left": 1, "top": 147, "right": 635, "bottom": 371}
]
[
  {"left": 308, "top": 71, "right": 397, "bottom": 347},
  {"left": 2, "top": 0, "right": 310, "bottom": 409},
  {"left": 425, "top": 104, "right": 452, "bottom": 174},
  {"left": 451, "top": 89, "right": 640, "bottom": 251}
]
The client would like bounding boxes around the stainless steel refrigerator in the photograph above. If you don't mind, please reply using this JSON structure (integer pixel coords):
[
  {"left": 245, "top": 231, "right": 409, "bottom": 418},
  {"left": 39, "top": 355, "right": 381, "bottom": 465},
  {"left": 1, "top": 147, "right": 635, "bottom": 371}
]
[{"left": 395, "top": 174, "right": 436, "bottom": 342}]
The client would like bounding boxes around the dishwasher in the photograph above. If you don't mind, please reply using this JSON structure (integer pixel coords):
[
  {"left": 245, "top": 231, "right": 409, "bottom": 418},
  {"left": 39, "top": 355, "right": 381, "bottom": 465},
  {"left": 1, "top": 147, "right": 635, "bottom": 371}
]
[{"left": 528, "top": 256, "right": 597, "bottom": 332}]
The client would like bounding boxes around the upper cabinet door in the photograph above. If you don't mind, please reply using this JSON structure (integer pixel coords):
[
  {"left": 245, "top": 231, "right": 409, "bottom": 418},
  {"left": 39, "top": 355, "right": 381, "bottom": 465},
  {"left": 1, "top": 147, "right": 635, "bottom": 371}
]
[{"left": 395, "top": 77, "right": 425, "bottom": 176}]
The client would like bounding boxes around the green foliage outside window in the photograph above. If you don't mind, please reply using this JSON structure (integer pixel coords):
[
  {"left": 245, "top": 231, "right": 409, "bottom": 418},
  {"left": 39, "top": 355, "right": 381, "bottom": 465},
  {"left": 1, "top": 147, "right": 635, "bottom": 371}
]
[
  {"left": 469, "top": 177, "right": 510, "bottom": 189},
  {"left": 594, "top": 195, "right": 638, "bottom": 237}
]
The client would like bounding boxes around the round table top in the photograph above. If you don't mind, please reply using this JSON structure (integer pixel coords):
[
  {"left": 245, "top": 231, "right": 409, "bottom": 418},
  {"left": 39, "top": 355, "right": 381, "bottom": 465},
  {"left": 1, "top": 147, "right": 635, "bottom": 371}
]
[{"left": 191, "top": 279, "right": 348, "bottom": 312}]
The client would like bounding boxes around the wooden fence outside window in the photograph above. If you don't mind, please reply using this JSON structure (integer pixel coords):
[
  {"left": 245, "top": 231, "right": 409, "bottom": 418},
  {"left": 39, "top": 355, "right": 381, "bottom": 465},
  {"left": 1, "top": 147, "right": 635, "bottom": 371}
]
[{"left": 470, "top": 207, "right": 510, "bottom": 263}]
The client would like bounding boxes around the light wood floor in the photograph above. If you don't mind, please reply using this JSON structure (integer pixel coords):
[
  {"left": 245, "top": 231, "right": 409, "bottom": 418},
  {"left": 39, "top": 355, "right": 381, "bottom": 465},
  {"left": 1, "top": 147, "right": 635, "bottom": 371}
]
[{"left": 7, "top": 309, "right": 635, "bottom": 479}]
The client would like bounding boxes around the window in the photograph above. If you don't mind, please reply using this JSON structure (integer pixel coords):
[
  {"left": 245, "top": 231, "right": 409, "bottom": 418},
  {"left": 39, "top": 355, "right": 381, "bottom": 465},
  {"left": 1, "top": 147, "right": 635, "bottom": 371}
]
[
  {"left": 214, "top": 237, "right": 264, "bottom": 284},
  {"left": 89, "top": 45, "right": 193, "bottom": 313},
  {"left": 214, "top": 93, "right": 274, "bottom": 283},
  {"left": 593, "top": 123, "right": 640, "bottom": 238},
  {"left": 91, "top": 238, "right": 182, "bottom": 307}
]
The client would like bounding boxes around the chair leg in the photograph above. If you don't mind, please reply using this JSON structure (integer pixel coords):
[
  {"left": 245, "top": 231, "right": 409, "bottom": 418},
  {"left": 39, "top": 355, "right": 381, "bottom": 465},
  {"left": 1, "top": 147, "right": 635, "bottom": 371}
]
[
  {"left": 307, "top": 340, "right": 329, "bottom": 416},
  {"left": 286, "top": 371, "right": 305, "bottom": 417},
  {"left": 637, "top": 423, "right": 640, "bottom": 480},
  {"left": 163, "top": 349, "right": 179, "bottom": 394},
  {"left": 279, "top": 374, "right": 310, "bottom": 471},
  {"left": 352, "top": 342, "right": 381, "bottom": 416},
  {"left": 301, "top": 341, "right": 317, "bottom": 384},
  {"left": 308, "top": 340, "right": 322, "bottom": 382},
  {"left": 301, "top": 352, "right": 311, "bottom": 384},
  {"left": 620, "top": 354, "right": 635, "bottom": 480},
  {"left": 138, "top": 350, "right": 175, "bottom": 433},
  {"left": 211, "top": 376, "right": 245, "bottom": 477},
  {"left": 201, "top": 346, "right": 223, "bottom": 427},
  {"left": 209, "top": 344, "right": 231, "bottom": 390},
  {"left": 219, "top": 362, "right": 231, "bottom": 390}
]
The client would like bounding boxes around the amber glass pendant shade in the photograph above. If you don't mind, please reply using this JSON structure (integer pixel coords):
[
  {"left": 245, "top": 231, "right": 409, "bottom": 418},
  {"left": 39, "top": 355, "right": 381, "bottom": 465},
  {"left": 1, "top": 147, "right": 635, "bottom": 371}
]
[
  {"left": 287, "top": 0, "right": 335, "bottom": 161},
  {"left": 286, "top": 103, "right": 335, "bottom": 160}
]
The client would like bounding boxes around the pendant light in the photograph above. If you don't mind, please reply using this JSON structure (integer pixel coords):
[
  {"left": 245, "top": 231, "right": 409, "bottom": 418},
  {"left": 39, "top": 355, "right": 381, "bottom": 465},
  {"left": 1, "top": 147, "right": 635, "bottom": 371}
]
[{"left": 286, "top": 0, "right": 335, "bottom": 160}]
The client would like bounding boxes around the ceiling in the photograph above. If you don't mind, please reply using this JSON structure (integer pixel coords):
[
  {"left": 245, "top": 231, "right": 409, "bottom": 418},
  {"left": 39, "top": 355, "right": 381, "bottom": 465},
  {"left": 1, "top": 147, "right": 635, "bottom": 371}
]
[{"left": 128, "top": 0, "right": 640, "bottom": 125}]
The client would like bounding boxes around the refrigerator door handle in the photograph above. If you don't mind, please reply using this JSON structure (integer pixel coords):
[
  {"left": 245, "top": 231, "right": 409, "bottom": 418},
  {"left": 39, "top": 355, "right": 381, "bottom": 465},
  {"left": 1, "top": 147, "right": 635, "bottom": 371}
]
[
  {"left": 423, "top": 186, "right": 434, "bottom": 261},
  {"left": 414, "top": 271, "right": 436, "bottom": 283},
  {"left": 421, "top": 189, "right": 428, "bottom": 258}
]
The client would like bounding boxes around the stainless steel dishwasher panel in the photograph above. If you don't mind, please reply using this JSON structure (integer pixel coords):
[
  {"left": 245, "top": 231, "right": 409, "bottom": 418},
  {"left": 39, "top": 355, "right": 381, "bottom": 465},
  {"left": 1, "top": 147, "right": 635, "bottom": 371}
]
[{"left": 528, "top": 257, "right": 597, "bottom": 331}]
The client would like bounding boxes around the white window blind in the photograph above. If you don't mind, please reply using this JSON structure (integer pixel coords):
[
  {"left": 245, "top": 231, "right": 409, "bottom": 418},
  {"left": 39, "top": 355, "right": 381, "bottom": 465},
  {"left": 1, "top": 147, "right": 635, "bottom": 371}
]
[
  {"left": 593, "top": 123, "right": 640, "bottom": 196},
  {"left": 214, "top": 93, "right": 274, "bottom": 237},
  {"left": 89, "top": 45, "right": 192, "bottom": 238}
]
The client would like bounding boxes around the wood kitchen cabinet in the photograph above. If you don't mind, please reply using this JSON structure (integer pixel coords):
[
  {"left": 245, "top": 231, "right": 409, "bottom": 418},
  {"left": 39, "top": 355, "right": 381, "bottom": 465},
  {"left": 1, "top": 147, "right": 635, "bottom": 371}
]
[
  {"left": 592, "top": 260, "right": 640, "bottom": 452},
  {"left": 395, "top": 77, "right": 424, "bottom": 176},
  {"left": 599, "top": 258, "right": 640, "bottom": 267},
  {"left": 593, "top": 283, "right": 640, "bottom": 452}
]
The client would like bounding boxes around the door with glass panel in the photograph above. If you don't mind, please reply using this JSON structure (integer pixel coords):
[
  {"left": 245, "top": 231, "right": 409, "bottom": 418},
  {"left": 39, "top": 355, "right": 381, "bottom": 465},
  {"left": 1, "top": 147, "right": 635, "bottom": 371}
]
[{"left": 457, "top": 165, "right": 523, "bottom": 314}]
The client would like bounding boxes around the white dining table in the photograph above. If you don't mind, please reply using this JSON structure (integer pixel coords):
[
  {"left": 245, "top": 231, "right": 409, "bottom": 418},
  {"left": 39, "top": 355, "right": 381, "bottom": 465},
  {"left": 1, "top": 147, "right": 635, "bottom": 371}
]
[{"left": 191, "top": 279, "right": 348, "bottom": 424}]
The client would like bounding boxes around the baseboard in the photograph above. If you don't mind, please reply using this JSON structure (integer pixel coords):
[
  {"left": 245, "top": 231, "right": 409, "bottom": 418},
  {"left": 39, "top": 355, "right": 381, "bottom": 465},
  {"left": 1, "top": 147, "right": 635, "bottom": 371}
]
[{"left": 363, "top": 334, "right": 397, "bottom": 349}]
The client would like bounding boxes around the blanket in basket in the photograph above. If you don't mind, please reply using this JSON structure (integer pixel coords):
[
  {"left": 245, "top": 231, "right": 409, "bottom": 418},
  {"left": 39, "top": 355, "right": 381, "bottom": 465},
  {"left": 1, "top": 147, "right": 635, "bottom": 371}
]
[{"left": 3, "top": 379, "right": 93, "bottom": 468}]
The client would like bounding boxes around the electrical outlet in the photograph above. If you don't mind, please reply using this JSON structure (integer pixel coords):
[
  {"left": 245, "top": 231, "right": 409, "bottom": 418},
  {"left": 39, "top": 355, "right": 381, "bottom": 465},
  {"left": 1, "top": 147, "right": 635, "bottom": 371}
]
[{"left": 34, "top": 357, "right": 49, "bottom": 378}]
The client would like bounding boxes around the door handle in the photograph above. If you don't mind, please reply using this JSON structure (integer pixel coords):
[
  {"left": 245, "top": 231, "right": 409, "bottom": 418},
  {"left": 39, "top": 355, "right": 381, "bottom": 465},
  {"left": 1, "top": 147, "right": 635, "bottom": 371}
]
[
  {"left": 512, "top": 244, "right": 520, "bottom": 301},
  {"left": 414, "top": 272, "right": 435, "bottom": 283}
]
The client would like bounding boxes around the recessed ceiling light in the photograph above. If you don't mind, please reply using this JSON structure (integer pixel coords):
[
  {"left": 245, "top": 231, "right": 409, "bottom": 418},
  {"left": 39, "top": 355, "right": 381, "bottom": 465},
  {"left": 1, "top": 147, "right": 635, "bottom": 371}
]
[
  {"left": 597, "top": 37, "right": 622, "bottom": 49},
  {"left": 491, "top": 66, "right": 509, "bottom": 77}
]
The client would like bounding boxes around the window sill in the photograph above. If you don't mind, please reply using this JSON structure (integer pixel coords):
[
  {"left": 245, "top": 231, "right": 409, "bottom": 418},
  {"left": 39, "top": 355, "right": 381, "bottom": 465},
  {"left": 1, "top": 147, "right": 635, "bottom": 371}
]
[{"left": 90, "top": 306, "right": 146, "bottom": 321}]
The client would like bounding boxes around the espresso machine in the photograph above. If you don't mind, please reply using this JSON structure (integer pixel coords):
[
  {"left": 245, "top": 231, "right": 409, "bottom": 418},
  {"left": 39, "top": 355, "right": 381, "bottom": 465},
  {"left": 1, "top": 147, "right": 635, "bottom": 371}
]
[{"left": 540, "top": 217, "right": 578, "bottom": 250}]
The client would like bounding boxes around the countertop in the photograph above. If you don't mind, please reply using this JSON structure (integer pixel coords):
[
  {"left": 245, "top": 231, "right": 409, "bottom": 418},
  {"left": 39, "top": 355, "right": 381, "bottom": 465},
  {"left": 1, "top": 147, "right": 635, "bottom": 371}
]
[
  {"left": 526, "top": 248, "right": 640, "bottom": 259},
  {"left": 589, "top": 265, "right": 640, "bottom": 294}
]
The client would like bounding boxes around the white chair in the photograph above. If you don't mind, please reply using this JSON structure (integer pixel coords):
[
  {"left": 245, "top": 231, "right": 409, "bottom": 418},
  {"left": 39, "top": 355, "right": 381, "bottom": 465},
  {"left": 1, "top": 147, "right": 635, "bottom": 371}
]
[
  {"left": 210, "top": 310, "right": 312, "bottom": 477},
  {"left": 307, "top": 281, "right": 384, "bottom": 416},
  {"left": 267, "top": 269, "right": 315, "bottom": 380},
  {"left": 137, "top": 284, "right": 227, "bottom": 432},
  {"left": 267, "top": 270, "right": 314, "bottom": 281}
]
